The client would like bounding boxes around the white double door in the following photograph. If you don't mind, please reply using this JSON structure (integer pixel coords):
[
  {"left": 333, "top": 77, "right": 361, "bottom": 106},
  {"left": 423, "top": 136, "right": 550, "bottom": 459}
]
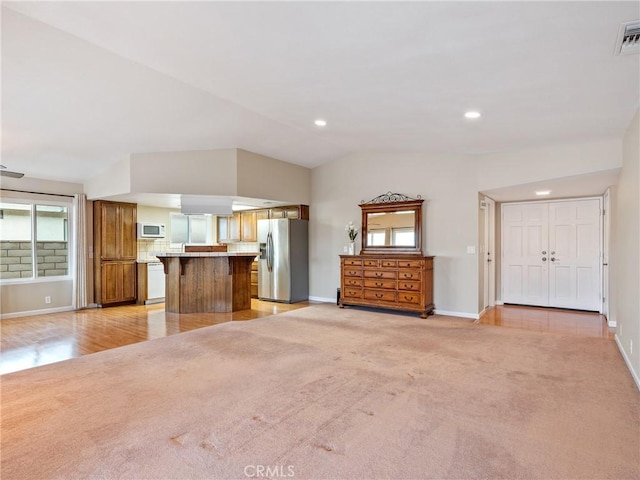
[{"left": 502, "top": 199, "right": 602, "bottom": 311}]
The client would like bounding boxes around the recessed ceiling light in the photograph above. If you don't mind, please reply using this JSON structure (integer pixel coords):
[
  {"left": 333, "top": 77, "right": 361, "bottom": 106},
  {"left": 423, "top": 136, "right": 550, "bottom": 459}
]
[
  {"left": 464, "top": 111, "right": 481, "bottom": 119},
  {"left": 536, "top": 190, "right": 551, "bottom": 196},
  {"left": 314, "top": 119, "right": 327, "bottom": 127}
]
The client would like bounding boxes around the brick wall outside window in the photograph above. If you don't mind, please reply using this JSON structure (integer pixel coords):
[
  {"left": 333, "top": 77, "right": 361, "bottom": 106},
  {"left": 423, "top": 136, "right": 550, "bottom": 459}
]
[{"left": 0, "top": 241, "right": 68, "bottom": 279}]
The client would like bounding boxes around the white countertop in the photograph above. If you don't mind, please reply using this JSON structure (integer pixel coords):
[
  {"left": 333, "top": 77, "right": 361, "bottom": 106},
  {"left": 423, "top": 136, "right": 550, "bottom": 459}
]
[{"left": 153, "top": 252, "right": 260, "bottom": 258}]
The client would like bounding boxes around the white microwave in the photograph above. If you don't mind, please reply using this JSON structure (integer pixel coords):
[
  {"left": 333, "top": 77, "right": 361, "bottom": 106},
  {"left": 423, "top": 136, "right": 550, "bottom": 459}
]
[{"left": 137, "top": 223, "right": 165, "bottom": 238}]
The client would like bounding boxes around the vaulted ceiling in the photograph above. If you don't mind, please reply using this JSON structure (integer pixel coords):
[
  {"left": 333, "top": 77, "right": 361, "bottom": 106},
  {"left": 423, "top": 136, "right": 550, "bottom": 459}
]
[{"left": 2, "top": 1, "right": 638, "bottom": 187}]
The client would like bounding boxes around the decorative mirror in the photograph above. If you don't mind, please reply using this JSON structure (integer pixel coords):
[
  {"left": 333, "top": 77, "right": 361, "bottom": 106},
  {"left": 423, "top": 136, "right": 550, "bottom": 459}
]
[{"left": 360, "top": 192, "right": 423, "bottom": 255}]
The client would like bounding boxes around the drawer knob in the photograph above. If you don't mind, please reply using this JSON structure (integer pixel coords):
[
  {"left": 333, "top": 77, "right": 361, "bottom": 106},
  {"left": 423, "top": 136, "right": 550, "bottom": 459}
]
[
  {"left": 375, "top": 293, "right": 383, "bottom": 298},
  {"left": 375, "top": 273, "right": 383, "bottom": 278},
  {"left": 404, "top": 284, "right": 413, "bottom": 289},
  {"left": 404, "top": 296, "right": 412, "bottom": 301},
  {"left": 376, "top": 282, "right": 382, "bottom": 287}
]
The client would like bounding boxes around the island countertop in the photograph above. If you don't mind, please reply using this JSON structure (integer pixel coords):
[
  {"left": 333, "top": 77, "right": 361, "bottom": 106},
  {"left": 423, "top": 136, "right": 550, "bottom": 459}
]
[{"left": 153, "top": 252, "right": 259, "bottom": 258}]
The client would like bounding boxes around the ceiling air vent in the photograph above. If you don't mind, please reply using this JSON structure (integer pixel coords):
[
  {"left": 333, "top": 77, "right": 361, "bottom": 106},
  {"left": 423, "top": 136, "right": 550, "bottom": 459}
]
[{"left": 615, "top": 21, "right": 640, "bottom": 55}]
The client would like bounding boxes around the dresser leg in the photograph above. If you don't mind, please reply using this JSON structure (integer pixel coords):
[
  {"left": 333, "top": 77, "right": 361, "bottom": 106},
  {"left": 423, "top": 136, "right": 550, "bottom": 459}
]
[{"left": 421, "top": 311, "right": 428, "bottom": 319}]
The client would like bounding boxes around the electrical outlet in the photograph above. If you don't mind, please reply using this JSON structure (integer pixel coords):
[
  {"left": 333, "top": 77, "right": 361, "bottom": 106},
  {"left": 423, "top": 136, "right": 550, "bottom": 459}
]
[{"left": 45, "top": 296, "right": 51, "bottom": 304}]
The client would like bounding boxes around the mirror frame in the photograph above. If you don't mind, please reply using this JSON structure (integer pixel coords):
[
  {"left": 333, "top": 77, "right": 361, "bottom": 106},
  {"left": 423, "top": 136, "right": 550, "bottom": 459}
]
[{"left": 359, "top": 192, "right": 423, "bottom": 255}]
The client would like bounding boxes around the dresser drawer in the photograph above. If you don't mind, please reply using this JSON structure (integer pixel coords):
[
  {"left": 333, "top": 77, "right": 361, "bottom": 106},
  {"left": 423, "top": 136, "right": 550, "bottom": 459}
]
[
  {"left": 398, "top": 259, "right": 424, "bottom": 268},
  {"left": 343, "top": 258, "right": 363, "bottom": 266},
  {"left": 344, "top": 277, "right": 363, "bottom": 287},
  {"left": 363, "top": 270, "right": 396, "bottom": 280},
  {"left": 398, "top": 270, "right": 421, "bottom": 281},
  {"left": 364, "top": 290, "right": 396, "bottom": 302},
  {"left": 398, "top": 292, "right": 421, "bottom": 305},
  {"left": 363, "top": 259, "right": 378, "bottom": 267},
  {"left": 343, "top": 287, "right": 363, "bottom": 299},
  {"left": 381, "top": 259, "right": 397, "bottom": 267},
  {"left": 364, "top": 278, "right": 396, "bottom": 289},
  {"left": 398, "top": 280, "right": 421, "bottom": 291},
  {"left": 344, "top": 268, "right": 363, "bottom": 277}
]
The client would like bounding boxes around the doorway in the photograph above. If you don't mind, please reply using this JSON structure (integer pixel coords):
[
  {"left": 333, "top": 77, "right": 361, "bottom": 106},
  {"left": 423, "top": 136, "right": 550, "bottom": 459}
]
[{"left": 501, "top": 198, "right": 602, "bottom": 311}]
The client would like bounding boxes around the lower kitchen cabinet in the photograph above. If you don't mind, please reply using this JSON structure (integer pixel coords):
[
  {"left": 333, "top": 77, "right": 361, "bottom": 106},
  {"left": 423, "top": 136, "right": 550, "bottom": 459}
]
[
  {"left": 251, "top": 261, "right": 258, "bottom": 298},
  {"left": 99, "top": 261, "right": 137, "bottom": 306}
]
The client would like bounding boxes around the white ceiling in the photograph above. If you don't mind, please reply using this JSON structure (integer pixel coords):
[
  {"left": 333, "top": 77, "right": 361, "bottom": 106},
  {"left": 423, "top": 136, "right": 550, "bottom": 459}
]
[{"left": 1, "top": 1, "right": 639, "bottom": 201}]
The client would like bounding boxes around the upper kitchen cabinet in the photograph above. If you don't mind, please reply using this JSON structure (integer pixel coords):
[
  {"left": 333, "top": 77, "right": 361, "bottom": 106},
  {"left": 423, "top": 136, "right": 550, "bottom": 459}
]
[
  {"left": 217, "top": 211, "right": 258, "bottom": 243},
  {"left": 95, "top": 201, "right": 137, "bottom": 260},
  {"left": 217, "top": 212, "right": 241, "bottom": 243},
  {"left": 269, "top": 205, "right": 309, "bottom": 220},
  {"left": 216, "top": 205, "right": 309, "bottom": 243},
  {"left": 240, "top": 211, "right": 257, "bottom": 242}
]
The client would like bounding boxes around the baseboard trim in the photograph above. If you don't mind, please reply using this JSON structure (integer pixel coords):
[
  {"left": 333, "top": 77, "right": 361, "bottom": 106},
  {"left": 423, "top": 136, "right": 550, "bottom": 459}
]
[
  {"left": 308, "top": 296, "right": 335, "bottom": 304},
  {"left": 434, "top": 309, "right": 479, "bottom": 320},
  {"left": 1, "top": 305, "right": 75, "bottom": 320},
  {"left": 495, "top": 300, "right": 504, "bottom": 306},
  {"left": 615, "top": 334, "right": 640, "bottom": 391}
]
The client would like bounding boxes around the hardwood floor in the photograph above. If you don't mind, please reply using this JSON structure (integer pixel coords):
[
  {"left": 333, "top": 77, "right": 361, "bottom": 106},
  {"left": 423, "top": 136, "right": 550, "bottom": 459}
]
[
  {"left": 1, "top": 302, "right": 613, "bottom": 375},
  {"left": 479, "top": 304, "right": 614, "bottom": 339},
  {"left": 0, "top": 300, "right": 310, "bottom": 375}
]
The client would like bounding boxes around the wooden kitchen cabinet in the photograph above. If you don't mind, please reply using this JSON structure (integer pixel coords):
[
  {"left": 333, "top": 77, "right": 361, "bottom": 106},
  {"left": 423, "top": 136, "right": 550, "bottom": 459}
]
[
  {"left": 94, "top": 200, "right": 137, "bottom": 306},
  {"left": 96, "top": 201, "right": 137, "bottom": 260},
  {"left": 268, "top": 205, "right": 309, "bottom": 220},
  {"left": 217, "top": 212, "right": 241, "bottom": 243},
  {"left": 241, "top": 211, "right": 257, "bottom": 242},
  {"left": 217, "top": 211, "right": 258, "bottom": 242},
  {"left": 100, "top": 261, "right": 137, "bottom": 304},
  {"left": 251, "top": 260, "right": 259, "bottom": 298}
]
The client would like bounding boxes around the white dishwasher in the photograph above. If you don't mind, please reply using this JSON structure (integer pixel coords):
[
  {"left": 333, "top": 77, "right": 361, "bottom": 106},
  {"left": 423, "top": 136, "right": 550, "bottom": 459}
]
[{"left": 146, "top": 262, "right": 166, "bottom": 304}]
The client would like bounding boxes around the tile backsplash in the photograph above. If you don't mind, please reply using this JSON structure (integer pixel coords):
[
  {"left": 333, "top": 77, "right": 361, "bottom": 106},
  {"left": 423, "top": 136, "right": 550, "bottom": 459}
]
[{"left": 137, "top": 239, "right": 183, "bottom": 262}]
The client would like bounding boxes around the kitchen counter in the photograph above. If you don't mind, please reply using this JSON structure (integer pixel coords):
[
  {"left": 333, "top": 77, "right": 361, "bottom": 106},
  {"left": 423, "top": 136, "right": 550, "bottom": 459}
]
[
  {"left": 155, "top": 252, "right": 260, "bottom": 313},
  {"left": 152, "top": 252, "right": 258, "bottom": 258}
]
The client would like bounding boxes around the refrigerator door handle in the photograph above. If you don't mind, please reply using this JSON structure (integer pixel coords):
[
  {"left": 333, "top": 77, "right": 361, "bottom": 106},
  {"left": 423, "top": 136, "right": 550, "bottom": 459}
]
[
  {"left": 265, "top": 232, "right": 270, "bottom": 271},
  {"left": 268, "top": 232, "right": 274, "bottom": 272}
]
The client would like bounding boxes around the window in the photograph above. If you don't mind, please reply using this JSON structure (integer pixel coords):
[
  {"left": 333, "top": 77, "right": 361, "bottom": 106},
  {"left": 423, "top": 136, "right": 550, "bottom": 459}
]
[
  {"left": 392, "top": 228, "right": 415, "bottom": 246},
  {"left": 0, "top": 201, "right": 70, "bottom": 280},
  {"left": 367, "top": 229, "right": 386, "bottom": 246}
]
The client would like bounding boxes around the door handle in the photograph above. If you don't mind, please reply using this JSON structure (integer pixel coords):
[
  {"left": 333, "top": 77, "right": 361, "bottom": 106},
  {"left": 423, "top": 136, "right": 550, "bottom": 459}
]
[
  {"left": 551, "top": 257, "right": 557, "bottom": 262},
  {"left": 542, "top": 257, "right": 547, "bottom": 262}
]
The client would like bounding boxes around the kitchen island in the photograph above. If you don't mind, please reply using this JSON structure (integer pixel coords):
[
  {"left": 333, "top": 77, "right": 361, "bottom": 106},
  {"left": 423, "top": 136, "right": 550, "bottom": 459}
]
[{"left": 155, "top": 252, "right": 259, "bottom": 313}]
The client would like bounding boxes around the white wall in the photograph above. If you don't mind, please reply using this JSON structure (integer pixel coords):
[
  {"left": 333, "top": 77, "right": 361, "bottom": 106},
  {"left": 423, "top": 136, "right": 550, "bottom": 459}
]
[
  {"left": 237, "top": 149, "right": 311, "bottom": 204},
  {"left": 84, "top": 157, "right": 132, "bottom": 199},
  {"left": 130, "top": 149, "right": 237, "bottom": 195},
  {"left": 310, "top": 152, "right": 479, "bottom": 316},
  {"left": 613, "top": 109, "right": 640, "bottom": 387},
  {"left": 477, "top": 138, "right": 622, "bottom": 192}
]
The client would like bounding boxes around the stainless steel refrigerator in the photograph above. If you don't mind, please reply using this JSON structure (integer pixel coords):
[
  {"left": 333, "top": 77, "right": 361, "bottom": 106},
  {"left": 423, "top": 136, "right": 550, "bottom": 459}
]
[{"left": 258, "top": 218, "right": 308, "bottom": 303}]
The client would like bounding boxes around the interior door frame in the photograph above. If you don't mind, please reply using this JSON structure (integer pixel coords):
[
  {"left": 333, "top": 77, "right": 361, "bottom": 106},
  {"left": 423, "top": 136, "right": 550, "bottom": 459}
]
[
  {"left": 500, "top": 196, "right": 603, "bottom": 311},
  {"left": 482, "top": 196, "right": 496, "bottom": 310},
  {"left": 602, "top": 188, "right": 610, "bottom": 319}
]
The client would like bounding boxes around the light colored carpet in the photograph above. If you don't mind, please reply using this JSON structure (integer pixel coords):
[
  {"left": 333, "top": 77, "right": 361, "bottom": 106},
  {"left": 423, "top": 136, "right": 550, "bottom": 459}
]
[{"left": 1, "top": 304, "right": 638, "bottom": 479}]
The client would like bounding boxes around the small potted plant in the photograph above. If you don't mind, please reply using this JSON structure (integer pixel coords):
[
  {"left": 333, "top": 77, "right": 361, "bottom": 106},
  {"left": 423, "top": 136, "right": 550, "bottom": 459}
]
[{"left": 345, "top": 221, "right": 358, "bottom": 255}]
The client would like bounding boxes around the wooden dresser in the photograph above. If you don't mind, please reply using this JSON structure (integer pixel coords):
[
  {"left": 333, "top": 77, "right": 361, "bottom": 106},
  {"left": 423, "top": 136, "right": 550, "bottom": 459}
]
[{"left": 339, "top": 254, "right": 434, "bottom": 318}]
